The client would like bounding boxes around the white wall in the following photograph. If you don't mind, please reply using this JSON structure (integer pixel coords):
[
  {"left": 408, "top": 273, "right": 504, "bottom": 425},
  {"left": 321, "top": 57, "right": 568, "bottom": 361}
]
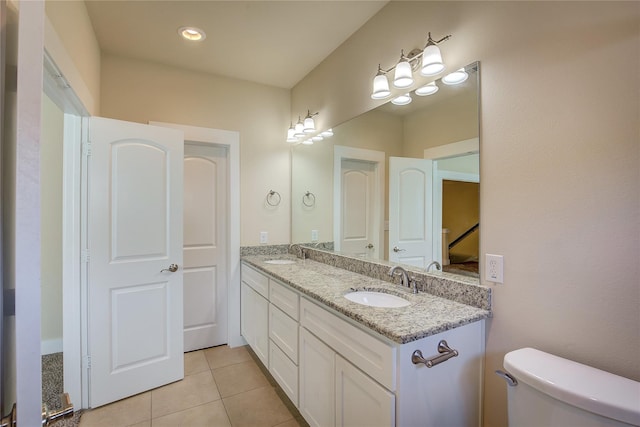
[
  {"left": 292, "top": 2, "right": 640, "bottom": 426},
  {"left": 99, "top": 54, "right": 292, "bottom": 246},
  {"left": 45, "top": 0, "right": 100, "bottom": 115},
  {"left": 40, "top": 94, "right": 63, "bottom": 354}
]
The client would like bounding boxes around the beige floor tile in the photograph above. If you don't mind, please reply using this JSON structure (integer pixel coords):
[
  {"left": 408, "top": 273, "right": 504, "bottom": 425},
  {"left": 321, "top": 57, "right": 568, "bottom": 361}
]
[
  {"left": 127, "top": 421, "right": 151, "bottom": 427},
  {"left": 212, "top": 360, "right": 270, "bottom": 398},
  {"left": 204, "top": 344, "right": 252, "bottom": 369},
  {"left": 184, "top": 350, "right": 210, "bottom": 376},
  {"left": 151, "top": 370, "right": 220, "bottom": 419},
  {"left": 223, "top": 386, "right": 294, "bottom": 427},
  {"left": 79, "top": 392, "right": 151, "bottom": 427},
  {"left": 152, "top": 400, "right": 231, "bottom": 427},
  {"left": 273, "top": 418, "right": 302, "bottom": 427}
]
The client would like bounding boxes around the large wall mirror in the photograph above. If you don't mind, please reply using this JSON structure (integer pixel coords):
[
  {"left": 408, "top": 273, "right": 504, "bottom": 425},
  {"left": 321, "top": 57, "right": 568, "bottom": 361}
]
[{"left": 291, "top": 62, "right": 480, "bottom": 279}]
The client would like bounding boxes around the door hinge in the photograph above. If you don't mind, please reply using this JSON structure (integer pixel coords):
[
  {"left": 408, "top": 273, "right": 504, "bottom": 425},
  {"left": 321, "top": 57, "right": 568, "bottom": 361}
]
[
  {"left": 83, "top": 355, "right": 91, "bottom": 370},
  {"left": 82, "top": 249, "right": 90, "bottom": 263},
  {"left": 82, "top": 141, "right": 92, "bottom": 157}
]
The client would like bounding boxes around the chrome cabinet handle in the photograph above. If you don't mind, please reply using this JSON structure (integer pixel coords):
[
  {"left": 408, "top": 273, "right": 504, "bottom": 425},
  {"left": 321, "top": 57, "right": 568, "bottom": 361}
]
[
  {"left": 393, "top": 246, "right": 406, "bottom": 252},
  {"left": 161, "top": 264, "right": 179, "bottom": 273},
  {"left": 412, "top": 340, "right": 459, "bottom": 368}
]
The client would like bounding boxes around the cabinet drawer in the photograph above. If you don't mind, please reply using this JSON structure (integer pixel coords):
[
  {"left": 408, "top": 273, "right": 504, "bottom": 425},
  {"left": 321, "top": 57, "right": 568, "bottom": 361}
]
[
  {"left": 269, "top": 342, "right": 299, "bottom": 408},
  {"left": 269, "top": 304, "right": 298, "bottom": 363},
  {"left": 300, "top": 298, "right": 396, "bottom": 391},
  {"left": 269, "top": 279, "right": 299, "bottom": 320},
  {"left": 241, "top": 263, "right": 269, "bottom": 298}
]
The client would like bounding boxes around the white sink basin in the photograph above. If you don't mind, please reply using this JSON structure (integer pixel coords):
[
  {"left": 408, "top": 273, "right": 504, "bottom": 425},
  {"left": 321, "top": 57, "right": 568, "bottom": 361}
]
[
  {"left": 264, "top": 259, "right": 296, "bottom": 265},
  {"left": 344, "top": 291, "right": 410, "bottom": 308}
]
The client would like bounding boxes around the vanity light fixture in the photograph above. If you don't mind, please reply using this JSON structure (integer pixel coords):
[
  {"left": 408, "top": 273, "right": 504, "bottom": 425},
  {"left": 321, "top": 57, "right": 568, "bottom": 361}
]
[
  {"left": 391, "top": 93, "right": 412, "bottom": 106},
  {"left": 370, "top": 32, "right": 451, "bottom": 100},
  {"left": 442, "top": 68, "right": 469, "bottom": 85},
  {"left": 415, "top": 81, "right": 439, "bottom": 96},
  {"left": 178, "top": 26, "right": 206, "bottom": 41},
  {"left": 285, "top": 112, "right": 333, "bottom": 144}
]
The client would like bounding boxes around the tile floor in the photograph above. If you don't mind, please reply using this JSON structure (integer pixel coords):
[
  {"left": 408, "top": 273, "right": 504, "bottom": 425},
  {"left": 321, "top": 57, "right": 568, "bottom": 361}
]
[{"left": 79, "top": 345, "right": 306, "bottom": 427}]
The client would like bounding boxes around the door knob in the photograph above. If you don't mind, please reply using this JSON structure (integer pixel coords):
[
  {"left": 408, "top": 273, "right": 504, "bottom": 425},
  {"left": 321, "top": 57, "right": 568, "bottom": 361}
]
[
  {"left": 161, "top": 264, "right": 179, "bottom": 273},
  {"left": 393, "top": 246, "right": 406, "bottom": 252},
  {"left": 366, "top": 243, "right": 374, "bottom": 249}
]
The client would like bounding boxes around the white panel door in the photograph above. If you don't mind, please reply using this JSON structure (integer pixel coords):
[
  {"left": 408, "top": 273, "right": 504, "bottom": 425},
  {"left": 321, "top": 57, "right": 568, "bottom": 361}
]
[
  {"left": 340, "top": 159, "right": 377, "bottom": 257},
  {"left": 183, "top": 143, "right": 228, "bottom": 351},
  {"left": 389, "top": 157, "right": 433, "bottom": 268},
  {"left": 88, "top": 117, "right": 184, "bottom": 408}
]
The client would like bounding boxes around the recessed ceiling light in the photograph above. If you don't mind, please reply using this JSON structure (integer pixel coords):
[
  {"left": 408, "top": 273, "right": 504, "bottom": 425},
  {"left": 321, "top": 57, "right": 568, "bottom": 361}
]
[{"left": 178, "top": 27, "right": 206, "bottom": 42}]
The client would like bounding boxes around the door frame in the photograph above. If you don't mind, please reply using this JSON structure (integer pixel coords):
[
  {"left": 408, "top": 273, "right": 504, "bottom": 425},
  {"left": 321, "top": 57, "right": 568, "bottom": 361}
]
[
  {"left": 333, "top": 145, "right": 385, "bottom": 257},
  {"left": 150, "top": 122, "right": 242, "bottom": 349},
  {"left": 424, "top": 138, "right": 479, "bottom": 265}
]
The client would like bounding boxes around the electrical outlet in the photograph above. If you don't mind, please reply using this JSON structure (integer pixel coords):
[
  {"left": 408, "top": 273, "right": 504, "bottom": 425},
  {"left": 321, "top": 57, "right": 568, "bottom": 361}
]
[
  {"left": 311, "top": 230, "right": 319, "bottom": 242},
  {"left": 260, "top": 231, "right": 268, "bottom": 244},
  {"left": 485, "top": 254, "right": 504, "bottom": 283}
]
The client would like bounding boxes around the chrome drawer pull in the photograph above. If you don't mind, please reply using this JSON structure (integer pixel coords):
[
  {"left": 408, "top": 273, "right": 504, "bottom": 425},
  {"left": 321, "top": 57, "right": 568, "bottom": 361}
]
[{"left": 412, "top": 340, "right": 459, "bottom": 368}]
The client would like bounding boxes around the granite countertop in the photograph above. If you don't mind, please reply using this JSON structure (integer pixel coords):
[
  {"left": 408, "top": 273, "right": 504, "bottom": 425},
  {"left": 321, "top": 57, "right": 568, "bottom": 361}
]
[{"left": 242, "top": 254, "right": 491, "bottom": 345}]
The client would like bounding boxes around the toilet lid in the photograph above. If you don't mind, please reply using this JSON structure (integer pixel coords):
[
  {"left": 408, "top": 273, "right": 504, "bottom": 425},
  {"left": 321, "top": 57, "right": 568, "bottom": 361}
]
[{"left": 504, "top": 348, "right": 640, "bottom": 426}]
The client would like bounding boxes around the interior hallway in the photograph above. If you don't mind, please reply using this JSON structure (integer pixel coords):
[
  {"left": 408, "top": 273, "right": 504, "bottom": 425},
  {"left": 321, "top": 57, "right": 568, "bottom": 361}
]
[{"left": 78, "top": 345, "right": 305, "bottom": 427}]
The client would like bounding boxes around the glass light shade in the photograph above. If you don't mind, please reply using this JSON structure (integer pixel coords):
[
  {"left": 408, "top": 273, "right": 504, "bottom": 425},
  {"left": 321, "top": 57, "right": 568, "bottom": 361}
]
[
  {"left": 287, "top": 126, "right": 297, "bottom": 142},
  {"left": 371, "top": 74, "right": 391, "bottom": 99},
  {"left": 302, "top": 139, "right": 313, "bottom": 145},
  {"left": 321, "top": 129, "right": 333, "bottom": 137},
  {"left": 421, "top": 44, "right": 445, "bottom": 76},
  {"left": 294, "top": 120, "right": 305, "bottom": 137},
  {"left": 312, "top": 135, "right": 324, "bottom": 142},
  {"left": 393, "top": 60, "right": 414, "bottom": 88},
  {"left": 442, "top": 68, "right": 468, "bottom": 85},
  {"left": 391, "top": 93, "right": 412, "bottom": 106},
  {"left": 415, "top": 81, "right": 439, "bottom": 96},
  {"left": 303, "top": 116, "right": 316, "bottom": 133}
]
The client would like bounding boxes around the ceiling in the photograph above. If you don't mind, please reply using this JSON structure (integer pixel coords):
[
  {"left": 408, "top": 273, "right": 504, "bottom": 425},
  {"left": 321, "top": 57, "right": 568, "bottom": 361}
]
[{"left": 84, "top": 1, "right": 389, "bottom": 89}]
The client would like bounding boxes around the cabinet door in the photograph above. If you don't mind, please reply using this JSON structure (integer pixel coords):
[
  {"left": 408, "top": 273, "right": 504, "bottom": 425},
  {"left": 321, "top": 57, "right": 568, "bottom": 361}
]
[
  {"left": 240, "top": 282, "right": 269, "bottom": 366},
  {"left": 300, "top": 327, "right": 335, "bottom": 427},
  {"left": 335, "top": 355, "right": 395, "bottom": 427}
]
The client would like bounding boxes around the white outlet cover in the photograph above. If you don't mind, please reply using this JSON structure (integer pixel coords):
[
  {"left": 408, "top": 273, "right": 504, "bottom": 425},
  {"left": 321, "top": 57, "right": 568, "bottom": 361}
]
[
  {"left": 260, "top": 231, "right": 268, "bottom": 244},
  {"left": 485, "top": 254, "right": 504, "bottom": 284}
]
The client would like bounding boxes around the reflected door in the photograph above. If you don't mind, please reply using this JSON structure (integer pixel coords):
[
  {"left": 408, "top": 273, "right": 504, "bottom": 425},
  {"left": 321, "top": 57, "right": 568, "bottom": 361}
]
[
  {"left": 340, "top": 159, "right": 377, "bottom": 257},
  {"left": 389, "top": 157, "right": 433, "bottom": 268},
  {"left": 183, "top": 144, "right": 228, "bottom": 351},
  {"left": 88, "top": 117, "right": 184, "bottom": 407}
]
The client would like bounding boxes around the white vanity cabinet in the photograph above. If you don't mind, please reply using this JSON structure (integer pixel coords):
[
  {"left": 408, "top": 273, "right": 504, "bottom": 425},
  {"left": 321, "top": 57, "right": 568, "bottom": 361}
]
[{"left": 241, "top": 261, "right": 485, "bottom": 427}]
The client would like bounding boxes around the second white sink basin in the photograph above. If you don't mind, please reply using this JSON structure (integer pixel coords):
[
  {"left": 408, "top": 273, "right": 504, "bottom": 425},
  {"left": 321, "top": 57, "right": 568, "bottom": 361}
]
[
  {"left": 264, "top": 259, "right": 296, "bottom": 265},
  {"left": 344, "top": 291, "right": 410, "bottom": 308}
]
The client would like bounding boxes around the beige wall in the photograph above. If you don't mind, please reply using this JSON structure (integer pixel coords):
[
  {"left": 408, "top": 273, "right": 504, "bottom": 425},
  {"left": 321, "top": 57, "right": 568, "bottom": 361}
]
[
  {"left": 40, "top": 94, "right": 63, "bottom": 353},
  {"left": 292, "top": 2, "right": 640, "bottom": 426},
  {"left": 45, "top": 0, "right": 100, "bottom": 114},
  {"left": 100, "top": 54, "right": 291, "bottom": 246}
]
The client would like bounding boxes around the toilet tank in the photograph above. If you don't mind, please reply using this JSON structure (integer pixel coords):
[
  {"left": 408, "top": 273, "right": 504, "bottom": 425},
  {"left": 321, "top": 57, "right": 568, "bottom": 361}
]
[{"left": 503, "top": 348, "right": 640, "bottom": 427}]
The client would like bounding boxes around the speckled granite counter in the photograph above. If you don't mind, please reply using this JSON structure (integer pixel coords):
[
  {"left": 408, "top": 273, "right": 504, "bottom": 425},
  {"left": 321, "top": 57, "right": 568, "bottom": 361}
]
[{"left": 242, "top": 254, "right": 491, "bottom": 345}]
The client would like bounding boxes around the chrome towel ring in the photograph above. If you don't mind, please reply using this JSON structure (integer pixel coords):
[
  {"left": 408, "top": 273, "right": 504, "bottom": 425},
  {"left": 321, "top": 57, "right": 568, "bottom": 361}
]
[
  {"left": 266, "top": 190, "right": 281, "bottom": 206},
  {"left": 303, "top": 191, "right": 316, "bottom": 207}
]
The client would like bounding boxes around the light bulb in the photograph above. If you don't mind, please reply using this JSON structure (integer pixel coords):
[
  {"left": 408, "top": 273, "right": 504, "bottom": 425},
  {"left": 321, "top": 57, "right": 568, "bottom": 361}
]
[
  {"left": 312, "top": 135, "right": 324, "bottom": 142},
  {"left": 294, "top": 117, "right": 305, "bottom": 137},
  {"left": 287, "top": 125, "right": 297, "bottom": 142},
  {"left": 321, "top": 129, "right": 333, "bottom": 137},
  {"left": 421, "top": 43, "right": 445, "bottom": 76},
  {"left": 303, "top": 116, "right": 315, "bottom": 133},
  {"left": 371, "top": 66, "right": 391, "bottom": 99}
]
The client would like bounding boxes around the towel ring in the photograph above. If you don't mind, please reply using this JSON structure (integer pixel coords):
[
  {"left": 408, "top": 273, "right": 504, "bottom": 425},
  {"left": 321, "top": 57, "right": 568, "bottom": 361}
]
[
  {"left": 266, "top": 190, "right": 281, "bottom": 207},
  {"left": 303, "top": 191, "right": 316, "bottom": 207}
]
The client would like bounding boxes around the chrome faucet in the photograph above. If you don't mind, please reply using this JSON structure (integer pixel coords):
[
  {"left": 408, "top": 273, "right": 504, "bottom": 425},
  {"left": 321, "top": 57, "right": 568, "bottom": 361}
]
[
  {"left": 426, "top": 261, "right": 441, "bottom": 272},
  {"left": 289, "top": 243, "right": 305, "bottom": 259},
  {"left": 388, "top": 265, "right": 410, "bottom": 287}
]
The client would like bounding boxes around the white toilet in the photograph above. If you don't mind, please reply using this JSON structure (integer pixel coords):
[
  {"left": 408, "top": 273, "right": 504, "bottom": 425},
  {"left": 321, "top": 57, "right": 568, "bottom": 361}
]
[{"left": 499, "top": 347, "right": 640, "bottom": 426}]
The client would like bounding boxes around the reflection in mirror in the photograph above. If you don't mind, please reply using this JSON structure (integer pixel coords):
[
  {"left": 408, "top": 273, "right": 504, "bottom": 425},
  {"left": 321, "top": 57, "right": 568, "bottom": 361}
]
[{"left": 291, "top": 62, "right": 479, "bottom": 279}]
